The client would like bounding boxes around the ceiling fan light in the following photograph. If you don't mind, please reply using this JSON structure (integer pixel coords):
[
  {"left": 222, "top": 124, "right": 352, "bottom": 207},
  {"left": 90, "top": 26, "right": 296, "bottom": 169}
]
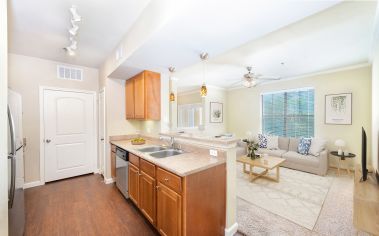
[{"left": 70, "top": 6, "right": 82, "bottom": 22}]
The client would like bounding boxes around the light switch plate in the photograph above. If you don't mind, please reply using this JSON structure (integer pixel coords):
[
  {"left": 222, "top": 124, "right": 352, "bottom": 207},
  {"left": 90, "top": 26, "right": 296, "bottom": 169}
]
[{"left": 209, "top": 149, "right": 218, "bottom": 157}]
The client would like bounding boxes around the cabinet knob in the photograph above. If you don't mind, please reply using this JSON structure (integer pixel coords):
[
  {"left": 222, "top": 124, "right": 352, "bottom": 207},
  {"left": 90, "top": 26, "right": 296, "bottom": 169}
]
[
  {"left": 164, "top": 178, "right": 169, "bottom": 182},
  {"left": 156, "top": 186, "right": 160, "bottom": 189},
  {"left": 138, "top": 173, "right": 142, "bottom": 176}
]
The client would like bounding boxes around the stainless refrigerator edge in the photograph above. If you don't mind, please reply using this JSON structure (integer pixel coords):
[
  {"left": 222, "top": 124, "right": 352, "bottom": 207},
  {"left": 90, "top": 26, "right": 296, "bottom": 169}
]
[{"left": 8, "top": 89, "right": 25, "bottom": 236}]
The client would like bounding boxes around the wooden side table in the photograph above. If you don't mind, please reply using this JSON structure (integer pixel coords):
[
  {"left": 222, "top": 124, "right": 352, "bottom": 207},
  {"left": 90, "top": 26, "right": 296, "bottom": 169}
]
[{"left": 329, "top": 151, "right": 356, "bottom": 175}]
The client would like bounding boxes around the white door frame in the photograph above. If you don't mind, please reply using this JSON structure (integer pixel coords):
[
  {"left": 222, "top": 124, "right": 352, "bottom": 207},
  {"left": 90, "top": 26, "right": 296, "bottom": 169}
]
[
  {"left": 39, "top": 86, "right": 98, "bottom": 184},
  {"left": 98, "top": 87, "right": 106, "bottom": 175}
]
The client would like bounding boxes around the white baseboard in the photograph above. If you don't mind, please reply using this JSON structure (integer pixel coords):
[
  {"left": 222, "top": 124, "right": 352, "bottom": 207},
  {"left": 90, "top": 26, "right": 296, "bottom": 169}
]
[
  {"left": 94, "top": 168, "right": 102, "bottom": 174},
  {"left": 23, "top": 180, "right": 44, "bottom": 189},
  {"left": 104, "top": 177, "right": 115, "bottom": 184},
  {"left": 225, "top": 222, "right": 239, "bottom": 236}
]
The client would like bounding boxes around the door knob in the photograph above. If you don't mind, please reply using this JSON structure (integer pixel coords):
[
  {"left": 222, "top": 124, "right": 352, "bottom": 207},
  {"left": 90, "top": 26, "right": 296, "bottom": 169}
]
[
  {"left": 45, "top": 139, "right": 51, "bottom": 143},
  {"left": 101, "top": 138, "right": 104, "bottom": 141}
]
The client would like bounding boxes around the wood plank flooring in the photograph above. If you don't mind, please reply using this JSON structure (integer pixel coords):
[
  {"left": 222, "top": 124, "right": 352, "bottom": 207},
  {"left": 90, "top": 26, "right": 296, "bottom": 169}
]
[{"left": 25, "top": 174, "right": 159, "bottom": 236}]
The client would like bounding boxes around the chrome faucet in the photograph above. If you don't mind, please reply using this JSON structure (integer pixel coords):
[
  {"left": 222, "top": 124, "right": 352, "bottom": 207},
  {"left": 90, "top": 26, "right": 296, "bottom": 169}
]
[{"left": 160, "top": 136, "right": 180, "bottom": 150}]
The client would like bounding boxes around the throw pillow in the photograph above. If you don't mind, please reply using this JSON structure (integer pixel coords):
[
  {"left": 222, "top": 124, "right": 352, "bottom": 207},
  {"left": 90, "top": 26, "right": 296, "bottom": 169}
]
[
  {"left": 267, "top": 136, "right": 279, "bottom": 150},
  {"left": 309, "top": 138, "right": 327, "bottom": 156},
  {"left": 258, "top": 134, "right": 267, "bottom": 148},
  {"left": 298, "top": 138, "right": 312, "bottom": 155}
]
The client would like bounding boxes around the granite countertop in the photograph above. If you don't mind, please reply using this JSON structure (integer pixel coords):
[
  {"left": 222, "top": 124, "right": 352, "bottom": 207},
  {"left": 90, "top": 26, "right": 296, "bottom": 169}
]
[{"left": 110, "top": 139, "right": 225, "bottom": 177}]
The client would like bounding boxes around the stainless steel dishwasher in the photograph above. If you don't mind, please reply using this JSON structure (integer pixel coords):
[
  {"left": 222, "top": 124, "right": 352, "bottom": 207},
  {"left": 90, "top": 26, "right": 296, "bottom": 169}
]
[{"left": 115, "top": 147, "right": 129, "bottom": 198}]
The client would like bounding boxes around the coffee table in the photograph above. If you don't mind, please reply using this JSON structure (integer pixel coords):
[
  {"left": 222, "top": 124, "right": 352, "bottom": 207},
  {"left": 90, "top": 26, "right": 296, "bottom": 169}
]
[{"left": 237, "top": 155, "right": 286, "bottom": 182}]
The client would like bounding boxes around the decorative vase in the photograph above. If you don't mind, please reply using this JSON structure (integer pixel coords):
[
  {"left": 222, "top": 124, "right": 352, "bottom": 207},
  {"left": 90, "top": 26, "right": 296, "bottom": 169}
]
[{"left": 247, "top": 147, "right": 258, "bottom": 159}]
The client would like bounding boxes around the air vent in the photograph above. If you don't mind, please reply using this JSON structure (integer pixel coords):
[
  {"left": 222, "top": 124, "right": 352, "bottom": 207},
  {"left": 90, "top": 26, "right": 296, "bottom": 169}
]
[{"left": 57, "top": 65, "right": 83, "bottom": 81}]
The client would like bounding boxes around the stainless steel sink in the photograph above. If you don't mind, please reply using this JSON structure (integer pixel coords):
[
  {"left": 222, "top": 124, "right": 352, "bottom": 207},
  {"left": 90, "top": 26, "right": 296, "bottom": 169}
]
[
  {"left": 138, "top": 146, "right": 167, "bottom": 153},
  {"left": 150, "top": 149, "right": 184, "bottom": 158}
]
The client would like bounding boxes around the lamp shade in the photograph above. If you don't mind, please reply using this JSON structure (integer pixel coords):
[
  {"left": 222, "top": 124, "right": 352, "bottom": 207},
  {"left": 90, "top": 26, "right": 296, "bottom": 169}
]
[{"left": 334, "top": 139, "right": 346, "bottom": 147}]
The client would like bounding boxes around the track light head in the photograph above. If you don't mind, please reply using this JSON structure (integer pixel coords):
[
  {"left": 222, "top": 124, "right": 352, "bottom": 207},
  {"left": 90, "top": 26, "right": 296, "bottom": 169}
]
[{"left": 70, "top": 5, "right": 82, "bottom": 22}]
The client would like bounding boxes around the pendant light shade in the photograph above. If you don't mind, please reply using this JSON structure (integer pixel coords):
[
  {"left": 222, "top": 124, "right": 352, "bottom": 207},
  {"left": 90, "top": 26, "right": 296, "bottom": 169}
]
[
  {"left": 200, "top": 83, "right": 207, "bottom": 97},
  {"left": 200, "top": 52, "right": 208, "bottom": 97},
  {"left": 169, "top": 66, "right": 176, "bottom": 102},
  {"left": 169, "top": 92, "right": 175, "bottom": 102}
]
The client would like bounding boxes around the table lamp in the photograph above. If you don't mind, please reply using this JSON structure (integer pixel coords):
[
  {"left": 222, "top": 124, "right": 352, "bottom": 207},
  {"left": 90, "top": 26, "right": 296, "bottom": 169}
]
[{"left": 334, "top": 139, "right": 346, "bottom": 155}]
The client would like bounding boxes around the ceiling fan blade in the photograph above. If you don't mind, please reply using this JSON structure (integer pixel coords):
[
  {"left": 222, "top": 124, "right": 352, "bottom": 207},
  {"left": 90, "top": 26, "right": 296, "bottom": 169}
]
[{"left": 257, "top": 76, "right": 281, "bottom": 80}]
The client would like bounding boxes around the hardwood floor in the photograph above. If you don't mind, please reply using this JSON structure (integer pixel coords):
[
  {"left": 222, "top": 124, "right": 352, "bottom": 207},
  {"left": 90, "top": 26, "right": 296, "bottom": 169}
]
[{"left": 25, "top": 174, "right": 159, "bottom": 236}]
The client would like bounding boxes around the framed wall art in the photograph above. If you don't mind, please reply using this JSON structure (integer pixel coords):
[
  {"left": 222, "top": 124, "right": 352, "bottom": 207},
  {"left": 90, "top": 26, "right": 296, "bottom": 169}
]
[
  {"left": 325, "top": 93, "right": 352, "bottom": 125},
  {"left": 210, "top": 102, "right": 223, "bottom": 123}
]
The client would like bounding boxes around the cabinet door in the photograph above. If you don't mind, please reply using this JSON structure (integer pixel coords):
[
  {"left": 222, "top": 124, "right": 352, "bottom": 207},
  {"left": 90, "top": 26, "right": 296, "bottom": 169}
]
[
  {"left": 139, "top": 171, "right": 156, "bottom": 225},
  {"left": 111, "top": 151, "right": 116, "bottom": 179},
  {"left": 125, "top": 79, "right": 135, "bottom": 119},
  {"left": 157, "top": 183, "right": 182, "bottom": 236},
  {"left": 145, "top": 71, "right": 161, "bottom": 120},
  {"left": 128, "top": 163, "right": 139, "bottom": 206},
  {"left": 134, "top": 73, "right": 145, "bottom": 119}
]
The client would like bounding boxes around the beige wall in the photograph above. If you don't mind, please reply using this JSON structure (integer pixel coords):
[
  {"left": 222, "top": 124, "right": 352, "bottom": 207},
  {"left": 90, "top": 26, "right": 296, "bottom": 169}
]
[
  {"left": 178, "top": 91, "right": 202, "bottom": 105},
  {"left": 0, "top": 0, "right": 8, "bottom": 233},
  {"left": 8, "top": 54, "right": 99, "bottom": 183},
  {"left": 227, "top": 66, "right": 372, "bottom": 168},
  {"left": 372, "top": 49, "right": 379, "bottom": 171}
]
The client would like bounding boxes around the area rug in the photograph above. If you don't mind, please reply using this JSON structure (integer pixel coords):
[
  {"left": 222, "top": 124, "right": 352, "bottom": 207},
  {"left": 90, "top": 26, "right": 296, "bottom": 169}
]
[{"left": 236, "top": 163, "right": 333, "bottom": 230}]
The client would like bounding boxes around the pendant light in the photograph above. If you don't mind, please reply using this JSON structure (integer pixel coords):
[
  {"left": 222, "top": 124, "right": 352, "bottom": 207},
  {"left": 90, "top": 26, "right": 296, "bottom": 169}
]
[
  {"left": 169, "top": 66, "right": 176, "bottom": 102},
  {"left": 200, "top": 52, "right": 208, "bottom": 97}
]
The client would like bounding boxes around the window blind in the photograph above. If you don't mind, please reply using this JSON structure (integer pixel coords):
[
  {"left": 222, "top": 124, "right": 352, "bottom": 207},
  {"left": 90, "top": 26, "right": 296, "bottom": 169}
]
[{"left": 262, "top": 88, "right": 314, "bottom": 138}]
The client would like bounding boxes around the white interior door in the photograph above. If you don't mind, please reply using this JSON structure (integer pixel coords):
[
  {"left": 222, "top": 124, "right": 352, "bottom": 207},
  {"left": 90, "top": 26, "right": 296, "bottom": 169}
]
[
  {"left": 43, "top": 89, "right": 96, "bottom": 182},
  {"left": 98, "top": 89, "right": 105, "bottom": 175}
]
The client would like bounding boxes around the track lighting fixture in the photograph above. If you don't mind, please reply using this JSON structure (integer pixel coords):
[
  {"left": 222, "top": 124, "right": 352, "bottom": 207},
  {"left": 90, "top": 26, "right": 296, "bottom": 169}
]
[
  {"left": 70, "top": 6, "right": 82, "bottom": 22},
  {"left": 63, "top": 5, "right": 81, "bottom": 56}
]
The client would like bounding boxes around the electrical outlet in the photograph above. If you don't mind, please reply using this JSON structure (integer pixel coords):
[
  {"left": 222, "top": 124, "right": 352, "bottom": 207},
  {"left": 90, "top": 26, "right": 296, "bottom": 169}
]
[{"left": 209, "top": 149, "right": 218, "bottom": 157}]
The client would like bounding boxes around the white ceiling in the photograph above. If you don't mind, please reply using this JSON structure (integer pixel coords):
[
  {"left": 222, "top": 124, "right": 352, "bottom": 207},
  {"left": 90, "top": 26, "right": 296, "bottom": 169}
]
[
  {"left": 111, "top": 0, "right": 342, "bottom": 79},
  {"left": 175, "top": 1, "right": 377, "bottom": 89},
  {"left": 9, "top": 0, "right": 150, "bottom": 67}
]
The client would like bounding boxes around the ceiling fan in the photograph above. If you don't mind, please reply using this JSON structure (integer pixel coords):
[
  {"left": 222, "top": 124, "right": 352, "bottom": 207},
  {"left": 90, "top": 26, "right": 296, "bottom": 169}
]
[{"left": 230, "top": 66, "right": 280, "bottom": 88}]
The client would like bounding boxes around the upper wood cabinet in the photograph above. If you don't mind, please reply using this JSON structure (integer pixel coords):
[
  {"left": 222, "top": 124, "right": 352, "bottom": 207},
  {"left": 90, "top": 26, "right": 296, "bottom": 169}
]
[
  {"left": 125, "top": 79, "right": 135, "bottom": 119},
  {"left": 125, "top": 70, "right": 161, "bottom": 120}
]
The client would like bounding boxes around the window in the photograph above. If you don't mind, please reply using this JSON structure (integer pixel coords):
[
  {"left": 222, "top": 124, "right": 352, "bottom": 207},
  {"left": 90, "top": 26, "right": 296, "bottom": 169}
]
[
  {"left": 262, "top": 88, "right": 314, "bottom": 138},
  {"left": 177, "top": 103, "right": 203, "bottom": 128}
]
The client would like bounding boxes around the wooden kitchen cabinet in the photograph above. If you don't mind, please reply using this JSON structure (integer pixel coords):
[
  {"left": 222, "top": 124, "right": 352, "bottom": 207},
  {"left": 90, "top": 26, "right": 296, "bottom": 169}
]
[
  {"left": 125, "top": 70, "right": 161, "bottom": 120},
  {"left": 111, "top": 145, "right": 116, "bottom": 179},
  {"left": 139, "top": 171, "right": 156, "bottom": 225},
  {"left": 134, "top": 73, "right": 145, "bottom": 119},
  {"left": 157, "top": 183, "right": 182, "bottom": 236},
  {"left": 125, "top": 79, "right": 135, "bottom": 119},
  {"left": 128, "top": 163, "right": 140, "bottom": 206},
  {"left": 125, "top": 153, "right": 225, "bottom": 236}
]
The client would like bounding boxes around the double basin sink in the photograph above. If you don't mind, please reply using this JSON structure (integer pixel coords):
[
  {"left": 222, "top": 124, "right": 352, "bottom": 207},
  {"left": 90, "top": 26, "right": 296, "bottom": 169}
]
[{"left": 137, "top": 146, "right": 184, "bottom": 158}]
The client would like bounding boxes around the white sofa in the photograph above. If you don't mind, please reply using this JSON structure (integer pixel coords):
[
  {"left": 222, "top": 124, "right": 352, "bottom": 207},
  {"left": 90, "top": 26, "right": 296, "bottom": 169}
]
[{"left": 237, "top": 137, "right": 328, "bottom": 176}]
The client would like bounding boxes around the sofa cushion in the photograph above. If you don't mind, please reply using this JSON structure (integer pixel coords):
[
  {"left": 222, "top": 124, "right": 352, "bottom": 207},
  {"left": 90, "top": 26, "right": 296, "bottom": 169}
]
[
  {"left": 258, "top": 148, "right": 287, "bottom": 157},
  {"left": 258, "top": 134, "right": 268, "bottom": 148},
  {"left": 267, "top": 135, "right": 279, "bottom": 150},
  {"left": 278, "top": 137, "right": 290, "bottom": 150},
  {"left": 288, "top": 138, "right": 299, "bottom": 152},
  {"left": 298, "top": 138, "right": 312, "bottom": 155},
  {"left": 282, "top": 151, "right": 319, "bottom": 168},
  {"left": 309, "top": 138, "right": 327, "bottom": 157}
]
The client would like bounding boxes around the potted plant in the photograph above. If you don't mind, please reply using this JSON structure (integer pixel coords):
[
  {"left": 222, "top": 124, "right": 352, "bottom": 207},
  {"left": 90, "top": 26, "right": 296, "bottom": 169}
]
[{"left": 243, "top": 132, "right": 259, "bottom": 159}]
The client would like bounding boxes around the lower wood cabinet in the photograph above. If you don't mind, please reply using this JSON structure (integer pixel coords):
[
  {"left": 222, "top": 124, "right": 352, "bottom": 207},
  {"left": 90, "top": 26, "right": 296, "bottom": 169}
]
[
  {"left": 139, "top": 171, "right": 156, "bottom": 225},
  {"left": 126, "top": 153, "right": 226, "bottom": 236},
  {"left": 111, "top": 146, "right": 116, "bottom": 179},
  {"left": 128, "top": 163, "right": 139, "bottom": 206},
  {"left": 157, "top": 182, "right": 182, "bottom": 236}
]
